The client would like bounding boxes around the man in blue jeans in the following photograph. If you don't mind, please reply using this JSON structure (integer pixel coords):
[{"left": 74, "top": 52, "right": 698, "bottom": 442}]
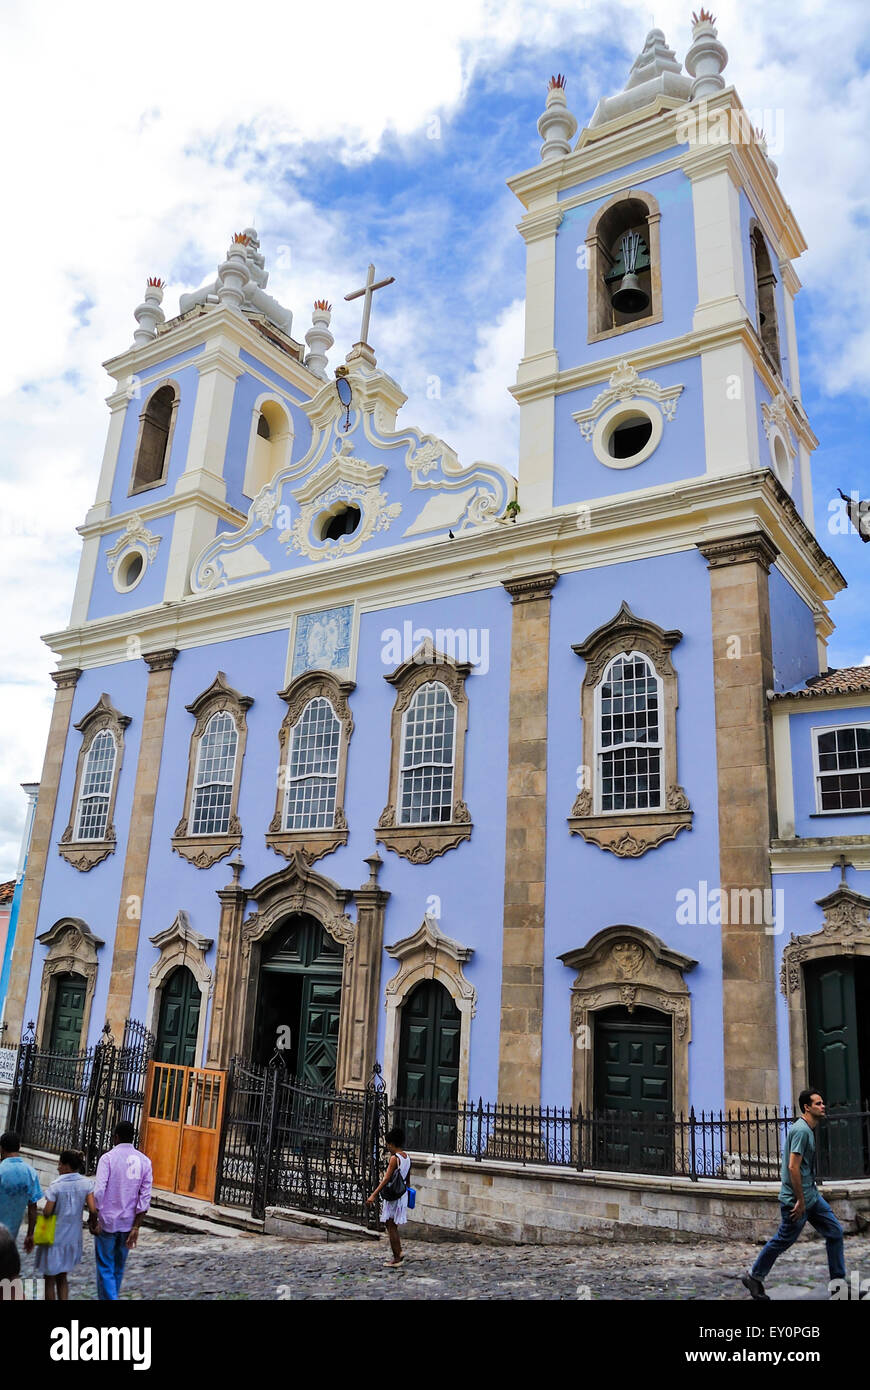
[
  {"left": 90, "top": 1121, "right": 153, "bottom": 1300},
  {"left": 742, "top": 1089, "right": 846, "bottom": 1300}
]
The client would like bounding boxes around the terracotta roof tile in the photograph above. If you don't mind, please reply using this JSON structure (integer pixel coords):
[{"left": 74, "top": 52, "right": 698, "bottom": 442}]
[
  {"left": 770, "top": 667, "right": 870, "bottom": 701},
  {"left": 0, "top": 880, "right": 15, "bottom": 904}
]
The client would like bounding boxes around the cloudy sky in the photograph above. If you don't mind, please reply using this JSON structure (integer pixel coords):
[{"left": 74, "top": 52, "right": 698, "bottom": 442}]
[{"left": 1, "top": 0, "right": 869, "bottom": 878}]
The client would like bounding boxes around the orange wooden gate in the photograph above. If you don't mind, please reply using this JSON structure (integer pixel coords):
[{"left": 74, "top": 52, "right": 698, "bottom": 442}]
[{"left": 139, "top": 1061, "right": 227, "bottom": 1201}]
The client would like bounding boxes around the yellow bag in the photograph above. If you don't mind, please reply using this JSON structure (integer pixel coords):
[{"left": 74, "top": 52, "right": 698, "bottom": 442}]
[{"left": 33, "top": 1212, "right": 56, "bottom": 1246}]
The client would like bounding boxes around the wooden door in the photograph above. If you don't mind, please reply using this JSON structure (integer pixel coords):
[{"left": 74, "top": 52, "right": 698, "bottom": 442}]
[
  {"left": 155, "top": 966, "right": 201, "bottom": 1066},
  {"left": 805, "top": 958, "right": 865, "bottom": 1177},
  {"left": 397, "top": 981, "right": 461, "bottom": 1150},
  {"left": 140, "top": 1061, "right": 227, "bottom": 1201},
  {"left": 592, "top": 1006, "right": 672, "bottom": 1173},
  {"left": 48, "top": 974, "right": 86, "bottom": 1054}
]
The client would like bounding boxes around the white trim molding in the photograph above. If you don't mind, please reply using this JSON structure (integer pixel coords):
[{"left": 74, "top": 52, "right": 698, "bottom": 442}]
[
  {"left": 106, "top": 514, "right": 162, "bottom": 593},
  {"left": 573, "top": 359, "right": 683, "bottom": 467}
]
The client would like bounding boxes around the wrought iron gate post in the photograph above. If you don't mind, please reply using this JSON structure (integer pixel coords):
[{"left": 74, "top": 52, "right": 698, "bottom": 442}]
[{"left": 253, "top": 1060, "right": 281, "bottom": 1221}]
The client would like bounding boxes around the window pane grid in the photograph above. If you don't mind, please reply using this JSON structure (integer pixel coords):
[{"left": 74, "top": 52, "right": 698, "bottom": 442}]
[
  {"left": 283, "top": 698, "right": 340, "bottom": 830},
  {"left": 191, "top": 712, "right": 238, "bottom": 835},
  {"left": 75, "top": 730, "right": 116, "bottom": 840},
  {"left": 817, "top": 727, "right": 870, "bottom": 811},
  {"left": 399, "top": 684, "right": 455, "bottom": 824},
  {"left": 598, "top": 655, "right": 662, "bottom": 811}
]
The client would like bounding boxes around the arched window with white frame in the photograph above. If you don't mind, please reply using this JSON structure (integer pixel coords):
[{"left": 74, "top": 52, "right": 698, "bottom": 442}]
[
  {"left": 74, "top": 730, "right": 117, "bottom": 839},
  {"left": 190, "top": 711, "right": 238, "bottom": 835},
  {"left": 399, "top": 681, "right": 456, "bottom": 825},
  {"left": 283, "top": 697, "right": 342, "bottom": 830},
  {"left": 596, "top": 652, "right": 663, "bottom": 812}
]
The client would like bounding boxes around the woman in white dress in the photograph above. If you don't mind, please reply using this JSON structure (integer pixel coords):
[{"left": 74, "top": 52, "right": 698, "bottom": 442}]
[
  {"left": 366, "top": 1127, "right": 411, "bottom": 1268},
  {"left": 34, "top": 1150, "right": 96, "bottom": 1300}
]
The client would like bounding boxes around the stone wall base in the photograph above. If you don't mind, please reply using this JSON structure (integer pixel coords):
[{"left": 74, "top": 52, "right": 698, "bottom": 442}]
[{"left": 406, "top": 1152, "right": 870, "bottom": 1246}]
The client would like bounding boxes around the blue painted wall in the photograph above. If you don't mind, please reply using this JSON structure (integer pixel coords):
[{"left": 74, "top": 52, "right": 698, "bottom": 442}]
[
  {"left": 554, "top": 354, "right": 703, "bottom": 506},
  {"left": 768, "top": 567, "right": 818, "bottom": 694},
  {"left": 542, "top": 549, "right": 723, "bottom": 1110}
]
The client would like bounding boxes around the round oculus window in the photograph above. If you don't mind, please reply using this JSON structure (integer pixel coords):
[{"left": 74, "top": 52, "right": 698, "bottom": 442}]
[
  {"left": 318, "top": 503, "right": 361, "bottom": 542},
  {"left": 591, "top": 401, "right": 664, "bottom": 469},
  {"left": 114, "top": 548, "right": 146, "bottom": 592}
]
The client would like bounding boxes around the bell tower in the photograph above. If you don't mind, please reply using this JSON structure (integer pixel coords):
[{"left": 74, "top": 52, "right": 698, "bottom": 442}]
[{"left": 509, "top": 17, "right": 814, "bottom": 536}]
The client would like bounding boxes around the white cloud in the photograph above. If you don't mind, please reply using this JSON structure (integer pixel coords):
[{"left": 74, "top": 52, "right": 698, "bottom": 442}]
[{"left": 2, "top": 0, "right": 870, "bottom": 874}]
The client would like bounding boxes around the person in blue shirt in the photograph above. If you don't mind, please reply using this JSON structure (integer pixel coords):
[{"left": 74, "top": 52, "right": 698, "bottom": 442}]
[
  {"left": 742, "top": 1090, "right": 846, "bottom": 1300},
  {"left": 0, "top": 1131, "right": 42, "bottom": 1250}
]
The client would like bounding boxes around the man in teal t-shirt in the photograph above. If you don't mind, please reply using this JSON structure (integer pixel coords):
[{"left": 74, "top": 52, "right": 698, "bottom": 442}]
[{"left": 741, "top": 1090, "right": 846, "bottom": 1300}]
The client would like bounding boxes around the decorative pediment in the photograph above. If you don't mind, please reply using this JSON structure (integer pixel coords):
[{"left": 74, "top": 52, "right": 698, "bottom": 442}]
[
  {"left": 761, "top": 392, "right": 797, "bottom": 456},
  {"left": 290, "top": 442, "right": 387, "bottom": 505},
  {"left": 105, "top": 513, "right": 161, "bottom": 571},
  {"left": 559, "top": 925, "right": 697, "bottom": 981},
  {"left": 185, "top": 671, "right": 253, "bottom": 722},
  {"left": 385, "top": 914, "right": 476, "bottom": 1011},
  {"left": 73, "top": 694, "right": 132, "bottom": 736},
  {"left": 243, "top": 852, "right": 356, "bottom": 956},
  {"left": 148, "top": 909, "right": 213, "bottom": 957},
  {"left": 384, "top": 638, "right": 472, "bottom": 696},
  {"left": 38, "top": 918, "right": 105, "bottom": 953},
  {"left": 780, "top": 881, "right": 870, "bottom": 996},
  {"left": 572, "top": 601, "right": 682, "bottom": 685},
  {"left": 572, "top": 359, "right": 684, "bottom": 441}
]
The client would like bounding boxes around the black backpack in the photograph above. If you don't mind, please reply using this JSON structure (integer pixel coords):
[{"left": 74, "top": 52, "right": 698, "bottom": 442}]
[{"left": 382, "top": 1158, "right": 410, "bottom": 1201}]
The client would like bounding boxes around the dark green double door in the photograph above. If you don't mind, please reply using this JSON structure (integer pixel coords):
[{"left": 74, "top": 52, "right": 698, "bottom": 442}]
[
  {"left": 397, "top": 980, "right": 461, "bottom": 1151},
  {"left": 592, "top": 1005, "right": 673, "bottom": 1174},
  {"left": 257, "top": 915, "right": 343, "bottom": 1087},
  {"left": 48, "top": 974, "right": 86, "bottom": 1054},
  {"left": 805, "top": 957, "right": 870, "bottom": 1176},
  {"left": 155, "top": 966, "right": 201, "bottom": 1066}
]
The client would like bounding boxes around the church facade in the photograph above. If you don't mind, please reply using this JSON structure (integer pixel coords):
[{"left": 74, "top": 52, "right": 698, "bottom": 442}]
[{"left": 7, "top": 16, "right": 870, "bottom": 1127}]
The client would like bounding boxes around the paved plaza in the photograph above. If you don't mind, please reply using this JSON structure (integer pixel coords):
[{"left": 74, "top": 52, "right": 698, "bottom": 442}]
[{"left": 16, "top": 1225, "right": 869, "bottom": 1301}]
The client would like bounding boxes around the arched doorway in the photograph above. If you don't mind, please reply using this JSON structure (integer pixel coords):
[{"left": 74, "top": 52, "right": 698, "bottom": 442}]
[
  {"left": 396, "top": 979, "right": 460, "bottom": 1149},
  {"left": 155, "top": 965, "right": 201, "bottom": 1066},
  {"left": 592, "top": 1004, "right": 673, "bottom": 1173},
  {"left": 255, "top": 914, "right": 343, "bottom": 1084},
  {"left": 48, "top": 973, "right": 87, "bottom": 1054}
]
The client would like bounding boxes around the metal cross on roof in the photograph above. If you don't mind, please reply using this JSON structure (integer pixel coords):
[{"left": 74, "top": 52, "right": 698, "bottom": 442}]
[{"left": 345, "top": 263, "right": 395, "bottom": 349}]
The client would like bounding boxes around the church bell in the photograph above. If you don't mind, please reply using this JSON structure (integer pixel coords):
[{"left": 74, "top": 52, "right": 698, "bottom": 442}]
[{"left": 609, "top": 232, "right": 651, "bottom": 315}]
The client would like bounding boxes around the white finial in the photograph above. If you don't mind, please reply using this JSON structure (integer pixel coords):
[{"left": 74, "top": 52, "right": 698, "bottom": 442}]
[
  {"left": 685, "top": 10, "right": 728, "bottom": 101},
  {"left": 537, "top": 74, "right": 577, "bottom": 162},
  {"left": 305, "top": 300, "right": 334, "bottom": 380},
  {"left": 133, "top": 277, "right": 165, "bottom": 345},
  {"left": 217, "top": 232, "right": 251, "bottom": 311}
]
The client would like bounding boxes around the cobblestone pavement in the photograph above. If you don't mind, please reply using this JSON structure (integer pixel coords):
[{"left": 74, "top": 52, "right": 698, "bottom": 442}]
[{"left": 19, "top": 1226, "right": 870, "bottom": 1300}]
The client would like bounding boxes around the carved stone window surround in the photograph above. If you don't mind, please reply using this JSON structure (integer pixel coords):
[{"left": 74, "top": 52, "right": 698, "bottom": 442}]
[
  {"left": 382, "top": 914, "right": 476, "bottom": 1108},
  {"left": 172, "top": 672, "right": 253, "bottom": 868},
  {"left": 59, "top": 694, "right": 131, "bottom": 872},
  {"left": 266, "top": 670, "right": 355, "bottom": 864},
  {"left": 35, "top": 918, "right": 105, "bottom": 1047},
  {"left": 146, "top": 910, "right": 214, "bottom": 1066},
  {"left": 559, "top": 925, "right": 697, "bottom": 1116},
  {"left": 780, "top": 882, "right": 870, "bottom": 1104},
  {"left": 568, "top": 601, "right": 693, "bottom": 856},
  {"left": 377, "top": 638, "right": 473, "bottom": 864}
]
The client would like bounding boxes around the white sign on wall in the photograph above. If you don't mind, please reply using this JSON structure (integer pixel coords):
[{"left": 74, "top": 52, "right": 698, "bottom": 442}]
[{"left": 0, "top": 1047, "right": 17, "bottom": 1089}]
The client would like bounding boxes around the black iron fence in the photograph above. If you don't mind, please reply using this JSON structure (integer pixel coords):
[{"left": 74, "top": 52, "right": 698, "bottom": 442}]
[
  {"left": 9, "top": 1019, "right": 154, "bottom": 1174},
  {"left": 216, "top": 1056, "right": 386, "bottom": 1225},
  {"left": 389, "top": 1098, "right": 870, "bottom": 1183}
]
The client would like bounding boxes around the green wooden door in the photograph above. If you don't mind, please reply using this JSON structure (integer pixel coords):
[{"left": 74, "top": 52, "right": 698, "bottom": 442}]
[
  {"left": 48, "top": 974, "right": 86, "bottom": 1054},
  {"left": 592, "top": 1006, "right": 673, "bottom": 1173},
  {"left": 258, "top": 916, "right": 343, "bottom": 1087},
  {"left": 155, "top": 966, "right": 201, "bottom": 1066},
  {"left": 805, "top": 958, "right": 866, "bottom": 1176},
  {"left": 397, "top": 980, "right": 461, "bottom": 1150}
]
